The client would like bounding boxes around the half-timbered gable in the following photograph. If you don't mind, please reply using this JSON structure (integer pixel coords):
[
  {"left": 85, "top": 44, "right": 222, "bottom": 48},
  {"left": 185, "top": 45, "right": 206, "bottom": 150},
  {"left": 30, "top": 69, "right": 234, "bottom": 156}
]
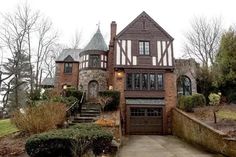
[{"left": 114, "top": 11, "right": 174, "bottom": 68}]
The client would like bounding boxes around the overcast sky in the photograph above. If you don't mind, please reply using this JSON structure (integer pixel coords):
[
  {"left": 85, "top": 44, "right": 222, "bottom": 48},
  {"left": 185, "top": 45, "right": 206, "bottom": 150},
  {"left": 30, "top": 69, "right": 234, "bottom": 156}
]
[{"left": 1, "top": 0, "right": 236, "bottom": 58}]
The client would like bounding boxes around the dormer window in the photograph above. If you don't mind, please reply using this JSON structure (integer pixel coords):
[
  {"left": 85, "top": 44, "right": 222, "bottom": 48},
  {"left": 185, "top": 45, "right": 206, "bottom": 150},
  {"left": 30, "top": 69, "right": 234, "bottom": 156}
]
[
  {"left": 64, "top": 63, "right": 73, "bottom": 73},
  {"left": 139, "top": 41, "right": 150, "bottom": 55}
]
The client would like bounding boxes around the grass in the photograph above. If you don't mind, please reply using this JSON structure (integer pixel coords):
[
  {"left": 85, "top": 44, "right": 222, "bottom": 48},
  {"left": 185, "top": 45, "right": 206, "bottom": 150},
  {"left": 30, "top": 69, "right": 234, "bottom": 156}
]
[
  {"left": 0, "top": 119, "right": 18, "bottom": 137},
  {"left": 217, "top": 110, "right": 236, "bottom": 120}
]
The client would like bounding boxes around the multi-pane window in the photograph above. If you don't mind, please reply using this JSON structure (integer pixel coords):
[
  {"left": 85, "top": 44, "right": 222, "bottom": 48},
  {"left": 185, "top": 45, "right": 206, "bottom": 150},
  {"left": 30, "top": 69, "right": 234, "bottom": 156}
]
[
  {"left": 126, "top": 73, "right": 133, "bottom": 90},
  {"left": 126, "top": 73, "right": 163, "bottom": 91},
  {"left": 139, "top": 41, "right": 150, "bottom": 55},
  {"left": 89, "top": 55, "right": 100, "bottom": 68},
  {"left": 149, "top": 74, "right": 155, "bottom": 90},
  {"left": 177, "top": 75, "right": 192, "bottom": 95},
  {"left": 134, "top": 74, "right": 140, "bottom": 90},
  {"left": 64, "top": 63, "right": 73, "bottom": 73},
  {"left": 142, "top": 73, "right": 148, "bottom": 90},
  {"left": 157, "top": 74, "right": 164, "bottom": 90},
  {"left": 130, "top": 108, "right": 145, "bottom": 116}
]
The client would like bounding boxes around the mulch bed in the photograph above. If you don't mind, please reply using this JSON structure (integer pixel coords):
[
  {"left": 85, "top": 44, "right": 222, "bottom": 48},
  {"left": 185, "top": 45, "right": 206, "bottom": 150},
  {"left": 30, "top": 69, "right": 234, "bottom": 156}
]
[
  {"left": 190, "top": 104, "right": 236, "bottom": 137},
  {"left": 0, "top": 132, "right": 28, "bottom": 157}
]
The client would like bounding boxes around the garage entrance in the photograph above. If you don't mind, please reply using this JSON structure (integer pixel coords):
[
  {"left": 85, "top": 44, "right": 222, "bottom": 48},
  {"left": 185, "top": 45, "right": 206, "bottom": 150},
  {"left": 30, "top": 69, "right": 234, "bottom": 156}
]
[{"left": 127, "top": 106, "right": 163, "bottom": 135}]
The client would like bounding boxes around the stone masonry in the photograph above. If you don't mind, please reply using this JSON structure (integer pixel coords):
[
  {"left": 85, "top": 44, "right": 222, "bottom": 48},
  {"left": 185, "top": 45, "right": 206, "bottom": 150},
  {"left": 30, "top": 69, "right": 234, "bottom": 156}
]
[{"left": 79, "top": 69, "right": 108, "bottom": 93}]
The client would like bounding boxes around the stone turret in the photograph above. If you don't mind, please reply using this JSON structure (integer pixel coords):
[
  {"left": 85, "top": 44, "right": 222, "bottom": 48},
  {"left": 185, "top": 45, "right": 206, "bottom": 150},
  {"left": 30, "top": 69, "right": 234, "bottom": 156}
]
[{"left": 79, "top": 28, "right": 108, "bottom": 100}]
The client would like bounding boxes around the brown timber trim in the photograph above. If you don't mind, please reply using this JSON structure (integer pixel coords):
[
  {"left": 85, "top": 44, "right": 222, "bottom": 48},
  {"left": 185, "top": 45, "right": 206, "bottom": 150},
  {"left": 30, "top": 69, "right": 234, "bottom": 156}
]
[
  {"left": 125, "top": 90, "right": 165, "bottom": 98},
  {"left": 117, "top": 40, "right": 132, "bottom": 65},
  {"left": 158, "top": 41, "right": 172, "bottom": 66}
]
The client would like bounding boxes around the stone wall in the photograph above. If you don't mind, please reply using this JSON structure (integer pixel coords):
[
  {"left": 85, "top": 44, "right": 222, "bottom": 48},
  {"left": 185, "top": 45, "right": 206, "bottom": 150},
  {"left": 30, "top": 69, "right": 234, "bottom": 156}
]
[
  {"left": 164, "top": 71, "right": 177, "bottom": 134},
  {"left": 79, "top": 69, "right": 108, "bottom": 93},
  {"left": 175, "top": 59, "right": 197, "bottom": 93},
  {"left": 172, "top": 108, "right": 236, "bottom": 157}
]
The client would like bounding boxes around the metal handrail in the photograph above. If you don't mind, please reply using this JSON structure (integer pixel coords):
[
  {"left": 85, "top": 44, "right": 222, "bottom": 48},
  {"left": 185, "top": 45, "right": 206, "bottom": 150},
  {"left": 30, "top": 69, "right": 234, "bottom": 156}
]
[{"left": 66, "top": 91, "right": 85, "bottom": 116}]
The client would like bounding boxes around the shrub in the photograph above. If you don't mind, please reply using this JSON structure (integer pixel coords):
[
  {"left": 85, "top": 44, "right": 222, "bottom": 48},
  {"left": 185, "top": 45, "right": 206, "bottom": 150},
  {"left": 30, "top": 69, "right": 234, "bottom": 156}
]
[
  {"left": 178, "top": 96, "right": 194, "bottom": 112},
  {"left": 29, "top": 89, "right": 41, "bottom": 101},
  {"left": 228, "top": 92, "right": 236, "bottom": 103},
  {"left": 42, "top": 89, "right": 58, "bottom": 100},
  {"left": 52, "top": 96, "right": 78, "bottom": 107},
  {"left": 98, "top": 91, "right": 120, "bottom": 111},
  {"left": 11, "top": 102, "right": 66, "bottom": 134},
  {"left": 65, "top": 87, "right": 84, "bottom": 100},
  {"left": 192, "top": 93, "right": 206, "bottom": 107},
  {"left": 25, "top": 124, "right": 113, "bottom": 157},
  {"left": 209, "top": 93, "right": 221, "bottom": 106}
]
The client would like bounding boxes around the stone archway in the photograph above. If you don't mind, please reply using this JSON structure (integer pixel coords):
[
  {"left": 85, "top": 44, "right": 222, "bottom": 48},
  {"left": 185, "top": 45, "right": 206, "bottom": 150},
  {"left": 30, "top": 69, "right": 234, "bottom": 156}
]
[{"left": 88, "top": 80, "right": 99, "bottom": 100}]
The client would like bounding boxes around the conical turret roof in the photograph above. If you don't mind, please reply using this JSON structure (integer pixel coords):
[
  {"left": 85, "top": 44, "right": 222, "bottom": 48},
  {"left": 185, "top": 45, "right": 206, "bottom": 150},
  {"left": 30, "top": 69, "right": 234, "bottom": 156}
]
[{"left": 83, "top": 28, "right": 108, "bottom": 51}]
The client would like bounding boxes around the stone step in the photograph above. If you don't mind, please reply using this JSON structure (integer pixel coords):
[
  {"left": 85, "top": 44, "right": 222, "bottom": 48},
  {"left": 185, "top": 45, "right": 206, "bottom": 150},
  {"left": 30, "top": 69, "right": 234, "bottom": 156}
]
[
  {"left": 80, "top": 113, "right": 100, "bottom": 117},
  {"left": 72, "top": 116, "right": 98, "bottom": 123}
]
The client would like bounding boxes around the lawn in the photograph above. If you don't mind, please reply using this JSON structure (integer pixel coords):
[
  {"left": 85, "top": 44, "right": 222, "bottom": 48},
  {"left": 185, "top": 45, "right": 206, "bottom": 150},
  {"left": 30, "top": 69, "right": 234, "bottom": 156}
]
[
  {"left": 0, "top": 119, "right": 18, "bottom": 137},
  {"left": 217, "top": 110, "right": 236, "bottom": 120}
]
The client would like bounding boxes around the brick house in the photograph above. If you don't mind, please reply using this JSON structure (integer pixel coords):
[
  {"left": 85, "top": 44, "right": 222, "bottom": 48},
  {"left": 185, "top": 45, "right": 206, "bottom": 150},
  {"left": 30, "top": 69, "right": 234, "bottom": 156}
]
[{"left": 54, "top": 11, "right": 197, "bottom": 135}]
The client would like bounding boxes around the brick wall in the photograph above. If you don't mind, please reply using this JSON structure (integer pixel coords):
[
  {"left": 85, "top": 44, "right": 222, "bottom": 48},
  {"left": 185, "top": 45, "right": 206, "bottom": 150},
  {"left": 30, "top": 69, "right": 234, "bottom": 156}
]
[
  {"left": 54, "top": 62, "right": 79, "bottom": 93},
  {"left": 164, "top": 71, "right": 177, "bottom": 134}
]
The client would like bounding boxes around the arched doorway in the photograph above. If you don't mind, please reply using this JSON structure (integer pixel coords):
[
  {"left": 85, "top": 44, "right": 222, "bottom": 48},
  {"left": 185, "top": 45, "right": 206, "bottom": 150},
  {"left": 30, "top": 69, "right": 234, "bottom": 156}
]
[
  {"left": 88, "top": 80, "right": 99, "bottom": 100},
  {"left": 177, "top": 75, "right": 192, "bottom": 96}
]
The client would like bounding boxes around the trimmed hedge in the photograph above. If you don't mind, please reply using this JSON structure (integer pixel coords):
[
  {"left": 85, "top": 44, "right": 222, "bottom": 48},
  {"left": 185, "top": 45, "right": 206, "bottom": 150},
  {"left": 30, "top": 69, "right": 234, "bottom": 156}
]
[
  {"left": 25, "top": 124, "right": 113, "bottom": 157},
  {"left": 98, "top": 91, "right": 120, "bottom": 111},
  {"left": 228, "top": 92, "right": 236, "bottom": 103},
  {"left": 177, "top": 93, "right": 206, "bottom": 112},
  {"left": 192, "top": 93, "right": 206, "bottom": 107},
  {"left": 65, "top": 87, "right": 84, "bottom": 100}
]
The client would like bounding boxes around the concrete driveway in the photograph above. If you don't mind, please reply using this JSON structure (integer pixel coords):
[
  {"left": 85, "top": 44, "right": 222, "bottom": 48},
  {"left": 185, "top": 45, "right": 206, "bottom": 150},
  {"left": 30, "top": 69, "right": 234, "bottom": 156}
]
[{"left": 117, "top": 135, "right": 223, "bottom": 157}]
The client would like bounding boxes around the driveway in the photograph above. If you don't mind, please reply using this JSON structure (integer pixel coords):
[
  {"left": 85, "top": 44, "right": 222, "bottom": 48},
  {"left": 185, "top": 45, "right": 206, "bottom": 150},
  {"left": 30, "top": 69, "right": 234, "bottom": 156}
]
[{"left": 117, "top": 135, "right": 223, "bottom": 157}]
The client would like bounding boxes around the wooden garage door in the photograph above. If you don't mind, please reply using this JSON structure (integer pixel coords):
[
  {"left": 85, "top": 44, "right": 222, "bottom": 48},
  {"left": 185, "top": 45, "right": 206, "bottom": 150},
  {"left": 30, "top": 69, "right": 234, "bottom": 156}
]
[{"left": 127, "top": 107, "right": 163, "bottom": 134}]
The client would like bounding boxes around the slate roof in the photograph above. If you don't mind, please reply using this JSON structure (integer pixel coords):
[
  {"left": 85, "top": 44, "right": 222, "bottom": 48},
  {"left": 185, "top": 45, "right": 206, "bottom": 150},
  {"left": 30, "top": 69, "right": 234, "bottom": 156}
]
[
  {"left": 83, "top": 28, "right": 108, "bottom": 52},
  {"left": 56, "top": 49, "right": 82, "bottom": 62},
  {"left": 41, "top": 78, "right": 54, "bottom": 86}
]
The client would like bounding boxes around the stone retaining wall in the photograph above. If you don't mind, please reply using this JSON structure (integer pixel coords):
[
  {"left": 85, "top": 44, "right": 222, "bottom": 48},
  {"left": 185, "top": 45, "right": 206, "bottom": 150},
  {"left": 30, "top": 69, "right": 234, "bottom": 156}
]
[{"left": 172, "top": 108, "right": 236, "bottom": 157}]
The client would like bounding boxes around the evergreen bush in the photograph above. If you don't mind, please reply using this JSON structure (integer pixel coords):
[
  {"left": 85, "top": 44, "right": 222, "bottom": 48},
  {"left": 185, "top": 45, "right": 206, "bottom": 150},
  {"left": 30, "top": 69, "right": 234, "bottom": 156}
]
[{"left": 25, "top": 124, "right": 113, "bottom": 157}]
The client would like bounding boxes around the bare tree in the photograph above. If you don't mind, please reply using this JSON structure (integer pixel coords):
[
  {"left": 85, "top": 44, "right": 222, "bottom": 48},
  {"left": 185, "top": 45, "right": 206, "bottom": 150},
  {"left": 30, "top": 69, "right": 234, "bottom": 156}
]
[
  {"left": 0, "top": 3, "right": 59, "bottom": 110},
  {"left": 44, "top": 43, "right": 64, "bottom": 78},
  {"left": 34, "top": 18, "right": 58, "bottom": 90},
  {"left": 184, "top": 17, "right": 222, "bottom": 68},
  {"left": 70, "top": 30, "right": 82, "bottom": 49}
]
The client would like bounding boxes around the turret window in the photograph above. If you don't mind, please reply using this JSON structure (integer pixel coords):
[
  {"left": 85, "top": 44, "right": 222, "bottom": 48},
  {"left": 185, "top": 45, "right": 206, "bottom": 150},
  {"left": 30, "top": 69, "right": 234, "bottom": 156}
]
[{"left": 89, "top": 55, "right": 100, "bottom": 68}]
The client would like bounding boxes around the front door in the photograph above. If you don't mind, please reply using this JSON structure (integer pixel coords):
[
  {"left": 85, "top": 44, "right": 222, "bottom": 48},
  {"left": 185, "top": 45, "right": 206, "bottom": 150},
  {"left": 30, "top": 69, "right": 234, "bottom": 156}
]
[{"left": 88, "top": 81, "right": 99, "bottom": 100}]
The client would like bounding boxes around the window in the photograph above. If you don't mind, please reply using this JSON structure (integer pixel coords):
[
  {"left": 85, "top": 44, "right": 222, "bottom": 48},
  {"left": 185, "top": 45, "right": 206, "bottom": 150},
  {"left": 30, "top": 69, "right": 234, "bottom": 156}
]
[
  {"left": 89, "top": 55, "right": 100, "bottom": 68},
  {"left": 157, "top": 74, "right": 163, "bottom": 90},
  {"left": 177, "top": 75, "right": 192, "bottom": 96},
  {"left": 149, "top": 74, "right": 155, "bottom": 90},
  {"left": 147, "top": 108, "right": 162, "bottom": 117},
  {"left": 64, "top": 63, "right": 73, "bottom": 73},
  {"left": 142, "top": 73, "right": 148, "bottom": 90},
  {"left": 126, "top": 73, "right": 133, "bottom": 90},
  {"left": 139, "top": 41, "right": 150, "bottom": 55},
  {"left": 130, "top": 108, "right": 145, "bottom": 116},
  {"left": 126, "top": 73, "right": 164, "bottom": 91},
  {"left": 134, "top": 74, "right": 140, "bottom": 90}
]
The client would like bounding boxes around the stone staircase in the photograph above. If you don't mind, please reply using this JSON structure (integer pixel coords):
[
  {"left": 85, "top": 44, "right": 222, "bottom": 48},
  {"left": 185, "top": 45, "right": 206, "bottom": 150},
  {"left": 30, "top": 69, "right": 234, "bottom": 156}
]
[{"left": 72, "top": 102, "right": 101, "bottom": 123}]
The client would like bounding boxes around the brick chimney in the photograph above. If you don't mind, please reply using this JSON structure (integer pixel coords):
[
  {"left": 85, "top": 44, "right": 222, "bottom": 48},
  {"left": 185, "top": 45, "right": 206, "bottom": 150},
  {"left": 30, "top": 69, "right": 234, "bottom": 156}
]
[
  {"left": 110, "top": 21, "right": 117, "bottom": 45},
  {"left": 108, "top": 21, "right": 117, "bottom": 86}
]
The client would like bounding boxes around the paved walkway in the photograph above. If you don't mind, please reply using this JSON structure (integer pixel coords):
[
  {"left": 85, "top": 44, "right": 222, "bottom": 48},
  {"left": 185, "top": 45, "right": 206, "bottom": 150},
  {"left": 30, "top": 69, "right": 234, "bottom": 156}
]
[{"left": 117, "top": 135, "right": 223, "bottom": 157}]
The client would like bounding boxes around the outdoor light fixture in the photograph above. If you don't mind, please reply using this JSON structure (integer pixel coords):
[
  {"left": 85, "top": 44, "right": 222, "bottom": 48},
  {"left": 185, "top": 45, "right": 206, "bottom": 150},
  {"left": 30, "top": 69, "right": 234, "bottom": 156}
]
[
  {"left": 117, "top": 72, "right": 122, "bottom": 77},
  {"left": 63, "top": 84, "right": 67, "bottom": 90}
]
